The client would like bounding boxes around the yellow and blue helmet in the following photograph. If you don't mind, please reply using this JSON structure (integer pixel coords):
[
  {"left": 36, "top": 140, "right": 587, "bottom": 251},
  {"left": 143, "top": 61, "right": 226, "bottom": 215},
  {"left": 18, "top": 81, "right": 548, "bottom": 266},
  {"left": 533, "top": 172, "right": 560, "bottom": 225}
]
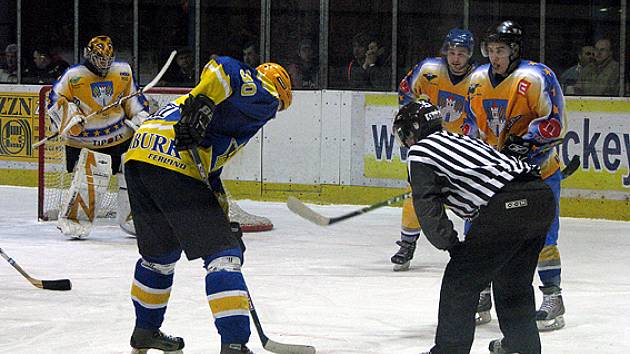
[{"left": 84, "top": 35, "right": 114, "bottom": 76}]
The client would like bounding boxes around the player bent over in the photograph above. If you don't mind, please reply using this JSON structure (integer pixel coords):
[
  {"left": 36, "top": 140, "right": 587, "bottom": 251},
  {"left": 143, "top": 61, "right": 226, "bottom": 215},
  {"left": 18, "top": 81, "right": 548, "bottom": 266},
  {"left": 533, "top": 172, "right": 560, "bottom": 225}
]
[
  {"left": 48, "top": 35, "right": 150, "bottom": 239},
  {"left": 465, "top": 20, "right": 567, "bottom": 332},
  {"left": 392, "top": 28, "right": 475, "bottom": 271},
  {"left": 394, "top": 102, "right": 554, "bottom": 354},
  {"left": 123, "top": 57, "right": 292, "bottom": 354}
]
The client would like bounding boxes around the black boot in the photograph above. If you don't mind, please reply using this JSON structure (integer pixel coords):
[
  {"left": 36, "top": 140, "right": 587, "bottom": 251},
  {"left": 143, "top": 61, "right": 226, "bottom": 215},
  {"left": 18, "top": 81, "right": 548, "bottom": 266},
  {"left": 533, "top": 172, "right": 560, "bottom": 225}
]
[
  {"left": 221, "top": 343, "right": 255, "bottom": 354},
  {"left": 390, "top": 240, "right": 417, "bottom": 271},
  {"left": 130, "top": 327, "right": 184, "bottom": 353}
]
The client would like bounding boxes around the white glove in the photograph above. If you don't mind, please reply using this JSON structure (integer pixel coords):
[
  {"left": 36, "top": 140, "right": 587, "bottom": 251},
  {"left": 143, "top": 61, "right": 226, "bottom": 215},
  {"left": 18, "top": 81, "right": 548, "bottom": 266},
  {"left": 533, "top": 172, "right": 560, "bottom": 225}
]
[{"left": 131, "top": 111, "right": 150, "bottom": 127}]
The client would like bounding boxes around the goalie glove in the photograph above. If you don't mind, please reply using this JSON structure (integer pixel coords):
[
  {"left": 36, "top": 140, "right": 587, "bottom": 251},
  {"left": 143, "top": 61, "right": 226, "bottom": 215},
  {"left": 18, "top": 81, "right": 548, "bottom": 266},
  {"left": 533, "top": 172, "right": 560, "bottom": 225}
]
[
  {"left": 173, "top": 94, "right": 215, "bottom": 150},
  {"left": 130, "top": 110, "right": 150, "bottom": 127},
  {"left": 501, "top": 134, "right": 536, "bottom": 160}
]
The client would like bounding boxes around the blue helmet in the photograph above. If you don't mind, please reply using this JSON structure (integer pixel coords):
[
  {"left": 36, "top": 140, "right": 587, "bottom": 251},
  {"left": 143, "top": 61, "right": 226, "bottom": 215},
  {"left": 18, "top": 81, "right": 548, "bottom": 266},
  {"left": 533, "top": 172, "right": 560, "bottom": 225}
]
[{"left": 441, "top": 28, "right": 474, "bottom": 57}]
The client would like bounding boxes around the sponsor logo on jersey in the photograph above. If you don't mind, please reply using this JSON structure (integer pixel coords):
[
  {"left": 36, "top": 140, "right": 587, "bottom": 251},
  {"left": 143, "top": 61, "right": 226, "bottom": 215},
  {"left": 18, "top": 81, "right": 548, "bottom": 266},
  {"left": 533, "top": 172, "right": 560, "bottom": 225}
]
[
  {"left": 468, "top": 83, "right": 481, "bottom": 95},
  {"left": 423, "top": 73, "right": 438, "bottom": 82},
  {"left": 517, "top": 79, "right": 531, "bottom": 96},
  {"left": 69, "top": 76, "right": 82, "bottom": 85},
  {"left": 437, "top": 91, "right": 465, "bottom": 123}
]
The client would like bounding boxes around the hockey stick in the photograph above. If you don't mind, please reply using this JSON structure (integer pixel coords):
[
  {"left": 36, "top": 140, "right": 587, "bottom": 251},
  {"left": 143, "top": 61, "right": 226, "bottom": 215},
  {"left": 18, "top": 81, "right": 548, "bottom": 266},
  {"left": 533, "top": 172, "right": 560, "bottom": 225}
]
[
  {"left": 561, "top": 155, "right": 580, "bottom": 179},
  {"left": 0, "top": 248, "right": 72, "bottom": 291},
  {"left": 287, "top": 192, "right": 411, "bottom": 226},
  {"left": 288, "top": 152, "right": 578, "bottom": 227},
  {"left": 33, "top": 50, "right": 177, "bottom": 148},
  {"left": 188, "top": 149, "right": 316, "bottom": 354}
]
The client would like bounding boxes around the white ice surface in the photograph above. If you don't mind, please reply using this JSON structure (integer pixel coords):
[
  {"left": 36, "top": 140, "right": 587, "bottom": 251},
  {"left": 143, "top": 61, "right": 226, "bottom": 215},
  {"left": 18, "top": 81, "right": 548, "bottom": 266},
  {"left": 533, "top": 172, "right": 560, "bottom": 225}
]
[{"left": 1, "top": 185, "right": 629, "bottom": 354}]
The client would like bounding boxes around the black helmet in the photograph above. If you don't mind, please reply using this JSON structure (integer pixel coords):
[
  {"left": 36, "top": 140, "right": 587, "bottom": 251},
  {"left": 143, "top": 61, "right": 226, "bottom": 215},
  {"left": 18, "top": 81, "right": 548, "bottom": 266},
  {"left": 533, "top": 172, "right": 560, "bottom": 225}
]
[
  {"left": 393, "top": 101, "right": 443, "bottom": 148},
  {"left": 481, "top": 20, "right": 523, "bottom": 58}
]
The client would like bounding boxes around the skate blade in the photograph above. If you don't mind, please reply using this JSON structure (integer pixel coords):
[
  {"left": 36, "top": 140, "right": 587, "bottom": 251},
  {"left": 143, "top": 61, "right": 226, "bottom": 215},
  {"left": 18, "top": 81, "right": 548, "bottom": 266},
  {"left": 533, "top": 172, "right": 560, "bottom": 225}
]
[
  {"left": 537, "top": 315, "right": 565, "bottom": 331},
  {"left": 393, "top": 261, "right": 410, "bottom": 272},
  {"left": 131, "top": 349, "right": 183, "bottom": 354},
  {"left": 476, "top": 310, "right": 491, "bottom": 325}
]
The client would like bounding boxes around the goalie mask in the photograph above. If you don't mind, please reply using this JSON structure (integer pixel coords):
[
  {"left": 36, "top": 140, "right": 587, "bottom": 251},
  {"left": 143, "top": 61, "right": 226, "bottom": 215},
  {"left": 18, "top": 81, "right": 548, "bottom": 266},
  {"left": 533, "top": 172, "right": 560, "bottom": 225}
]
[
  {"left": 256, "top": 62, "right": 292, "bottom": 111},
  {"left": 393, "top": 101, "right": 443, "bottom": 148},
  {"left": 84, "top": 35, "right": 114, "bottom": 76}
]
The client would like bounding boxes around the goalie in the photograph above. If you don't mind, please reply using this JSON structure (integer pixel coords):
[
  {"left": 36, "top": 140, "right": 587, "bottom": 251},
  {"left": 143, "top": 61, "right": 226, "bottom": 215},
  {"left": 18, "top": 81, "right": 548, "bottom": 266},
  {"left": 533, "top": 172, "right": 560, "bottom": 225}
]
[{"left": 47, "top": 35, "right": 150, "bottom": 239}]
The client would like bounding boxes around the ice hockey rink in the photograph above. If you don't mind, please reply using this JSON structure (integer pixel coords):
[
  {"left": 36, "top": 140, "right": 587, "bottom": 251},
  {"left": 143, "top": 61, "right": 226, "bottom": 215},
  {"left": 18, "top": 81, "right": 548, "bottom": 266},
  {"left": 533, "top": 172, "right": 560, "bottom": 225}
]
[{"left": 1, "top": 185, "right": 629, "bottom": 354}]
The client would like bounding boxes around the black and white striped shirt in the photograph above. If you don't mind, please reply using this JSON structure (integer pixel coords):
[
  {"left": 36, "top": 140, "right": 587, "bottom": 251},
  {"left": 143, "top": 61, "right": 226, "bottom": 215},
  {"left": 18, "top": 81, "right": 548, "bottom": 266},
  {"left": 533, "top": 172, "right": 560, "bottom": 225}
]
[{"left": 407, "top": 130, "right": 538, "bottom": 250}]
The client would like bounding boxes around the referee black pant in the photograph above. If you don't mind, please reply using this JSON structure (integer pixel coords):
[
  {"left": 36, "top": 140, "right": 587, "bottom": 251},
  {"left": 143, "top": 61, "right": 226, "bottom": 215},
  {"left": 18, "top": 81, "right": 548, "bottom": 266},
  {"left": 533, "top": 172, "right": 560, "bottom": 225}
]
[{"left": 431, "top": 178, "right": 555, "bottom": 354}]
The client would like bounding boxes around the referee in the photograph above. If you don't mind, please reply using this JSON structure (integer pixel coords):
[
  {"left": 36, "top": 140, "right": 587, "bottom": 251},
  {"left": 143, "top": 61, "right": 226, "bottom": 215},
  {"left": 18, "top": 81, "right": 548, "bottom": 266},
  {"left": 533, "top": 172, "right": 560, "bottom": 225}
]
[{"left": 394, "top": 101, "right": 555, "bottom": 354}]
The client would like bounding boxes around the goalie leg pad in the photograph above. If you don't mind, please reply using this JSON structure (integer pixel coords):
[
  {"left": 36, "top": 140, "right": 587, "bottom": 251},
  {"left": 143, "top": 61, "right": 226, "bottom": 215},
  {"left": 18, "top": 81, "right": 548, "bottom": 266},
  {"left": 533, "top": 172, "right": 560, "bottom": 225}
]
[
  {"left": 203, "top": 248, "right": 251, "bottom": 345},
  {"left": 58, "top": 148, "right": 112, "bottom": 239},
  {"left": 131, "top": 250, "right": 181, "bottom": 330}
]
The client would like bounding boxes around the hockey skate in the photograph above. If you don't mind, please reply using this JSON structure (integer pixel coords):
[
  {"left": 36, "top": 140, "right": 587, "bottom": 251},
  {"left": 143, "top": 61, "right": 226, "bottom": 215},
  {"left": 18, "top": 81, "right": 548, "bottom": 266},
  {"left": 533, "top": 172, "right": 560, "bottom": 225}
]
[
  {"left": 130, "top": 327, "right": 184, "bottom": 354},
  {"left": 221, "top": 343, "right": 255, "bottom": 354},
  {"left": 391, "top": 240, "right": 417, "bottom": 271},
  {"left": 488, "top": 338, "right": 511, "bottom": 354},
  {"left": 476, "top": 286, "right": 492, "bottom": 325},
  {"left": 536, "top": 285, "right": 565, "bottom": 331}
]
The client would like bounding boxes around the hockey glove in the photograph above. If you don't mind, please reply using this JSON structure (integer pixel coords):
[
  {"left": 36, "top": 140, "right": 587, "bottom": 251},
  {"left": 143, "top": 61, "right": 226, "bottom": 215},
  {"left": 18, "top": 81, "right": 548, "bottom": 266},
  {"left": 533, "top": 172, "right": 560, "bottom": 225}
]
[
  {"left": 501, "top": 134, "right": 536, "bottom": 160},
  {"left": 173, "top": 94, "right": 215, "bottom": 150}
]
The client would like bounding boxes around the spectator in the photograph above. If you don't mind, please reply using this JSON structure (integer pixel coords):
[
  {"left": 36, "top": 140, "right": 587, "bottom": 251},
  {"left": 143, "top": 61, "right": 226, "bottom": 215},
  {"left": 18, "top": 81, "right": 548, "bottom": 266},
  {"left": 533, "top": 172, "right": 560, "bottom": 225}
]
[
  {"left": 242, "top": 41, "right": 260, "bottom": 68},
  {"left": 23, "top": 47, "right": 69, "bottom": 84},
  {"left": 287, "top": 38, "right": 319, "bottom": 89},
  {"left": 162, "top": 48, "right": 195, "bottom": 87},
  {"left": 0, "top": 44, "right": 18, "bottom": 83},
  {"left": 575, "top": 38, "right": 619, "bottom": 96},
  {"left": 347, "top": 33, "right": 390, "bottom": 90},
  {"left": 559, "top": 45, "right": 594, "bottom": 95}
]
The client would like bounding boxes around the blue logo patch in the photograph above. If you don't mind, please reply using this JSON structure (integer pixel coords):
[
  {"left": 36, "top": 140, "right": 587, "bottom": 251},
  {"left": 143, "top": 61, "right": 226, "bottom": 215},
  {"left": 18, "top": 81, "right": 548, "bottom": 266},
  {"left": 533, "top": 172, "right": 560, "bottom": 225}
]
[
  {"left": 437, "top": 91, "right": 465, "bottom": 123},
  {"left": 482, "top": 99, "right": 508, "bottom": 136},
  {"left": 90, "top": 81, "right": 114, "bottom": 106}
]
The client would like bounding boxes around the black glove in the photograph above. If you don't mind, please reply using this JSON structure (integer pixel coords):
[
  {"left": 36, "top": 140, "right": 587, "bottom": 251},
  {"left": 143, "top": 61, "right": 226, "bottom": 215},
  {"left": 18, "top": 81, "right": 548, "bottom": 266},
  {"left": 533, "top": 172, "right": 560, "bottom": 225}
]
[
  {"left": 501, "top": 134, "right": 536, "bottom": 160},
  {"left": 173, "top": 94, "right": 215, "bottom": 151}
]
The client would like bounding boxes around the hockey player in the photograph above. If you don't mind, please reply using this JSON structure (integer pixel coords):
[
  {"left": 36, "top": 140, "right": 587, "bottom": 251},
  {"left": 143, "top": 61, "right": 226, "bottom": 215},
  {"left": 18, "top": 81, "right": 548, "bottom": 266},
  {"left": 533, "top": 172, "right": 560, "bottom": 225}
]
[
  {"left": 122, "top": 57, "right": 292, "bottom": 354},
  {"left": 392, "top": 28, "right": 475, "bottom": 272},
  {"left": 48, "top": 35, "right": 149, "bottom": 239},
  {"left": 394, "top": 101, "right": 554, "bottom": 354},
  {"left": 464, "top": 20, "right": 568, "bottom": 333}
]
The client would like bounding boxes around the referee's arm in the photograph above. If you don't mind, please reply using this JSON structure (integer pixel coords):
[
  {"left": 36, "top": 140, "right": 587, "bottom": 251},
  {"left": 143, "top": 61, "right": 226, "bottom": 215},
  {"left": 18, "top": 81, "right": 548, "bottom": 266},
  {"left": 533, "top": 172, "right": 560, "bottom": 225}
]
[{"left": 409, "top": 162, "right": 459, "bottom": 251}]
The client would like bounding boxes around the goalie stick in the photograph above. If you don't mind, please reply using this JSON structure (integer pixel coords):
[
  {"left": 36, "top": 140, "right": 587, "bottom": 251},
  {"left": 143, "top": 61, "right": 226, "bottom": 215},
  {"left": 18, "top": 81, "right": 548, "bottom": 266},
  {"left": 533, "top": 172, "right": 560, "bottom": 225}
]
[
  {"left": 188, "top": 149, "right": 316, "bottom": 354},
  {"left": 0, "top": 248, "right": 72, "bottom": 291},
  {"left": 32, "top": 50, "right": 178, "bottom": 148},
  {"left": 288, "top": 156, "right": 581, "bottom": 227}
]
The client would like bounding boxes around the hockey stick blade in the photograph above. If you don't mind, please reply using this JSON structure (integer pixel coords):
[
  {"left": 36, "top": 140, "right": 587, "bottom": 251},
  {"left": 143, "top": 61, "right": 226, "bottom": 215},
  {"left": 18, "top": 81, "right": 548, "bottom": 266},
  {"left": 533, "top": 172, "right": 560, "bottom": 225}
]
[
  {"left": 287, "top": 197, "right": 331, "bottom": 226},
  {"left": 263, "top": 339, "right": 316, "bottom": 354},
  {"left": 561, "top": 155, "right": 581, "bottom": 179},
  {"left": 40, "top": 278, "right": 73, "bottom": 291},
  {"left": 287, "top": 192, "right": 412, "bottom": 226},
  {"left": 0, "top": 248, "right": 72, "bottom": 291},
  {"left": 249, "top": 293, "right": 316, "bottom": 354}
]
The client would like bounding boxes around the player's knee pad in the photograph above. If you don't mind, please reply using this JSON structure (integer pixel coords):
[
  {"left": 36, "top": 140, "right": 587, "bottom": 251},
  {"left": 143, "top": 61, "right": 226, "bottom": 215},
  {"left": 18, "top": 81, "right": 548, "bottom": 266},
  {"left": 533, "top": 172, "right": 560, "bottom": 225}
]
[
  {"left": 204, "top": 248, "right": 243, "bottom": 274},
  {"left": 139, "top": 250, "right": 182, "bottom": 275}
]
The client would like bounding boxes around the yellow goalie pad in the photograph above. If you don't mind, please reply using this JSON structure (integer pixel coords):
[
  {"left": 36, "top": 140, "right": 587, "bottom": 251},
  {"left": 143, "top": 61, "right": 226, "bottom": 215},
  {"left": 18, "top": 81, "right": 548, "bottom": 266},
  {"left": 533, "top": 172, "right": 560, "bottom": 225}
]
[{"left": 58, "top": 148, "right": 112, "bottom": 239}]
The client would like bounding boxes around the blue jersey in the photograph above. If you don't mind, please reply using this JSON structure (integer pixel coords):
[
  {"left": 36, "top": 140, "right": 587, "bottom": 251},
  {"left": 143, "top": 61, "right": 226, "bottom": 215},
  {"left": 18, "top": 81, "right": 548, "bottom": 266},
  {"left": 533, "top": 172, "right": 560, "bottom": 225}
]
[{"left": 124, "top": 56, "right": 280, "bottom": 182}]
